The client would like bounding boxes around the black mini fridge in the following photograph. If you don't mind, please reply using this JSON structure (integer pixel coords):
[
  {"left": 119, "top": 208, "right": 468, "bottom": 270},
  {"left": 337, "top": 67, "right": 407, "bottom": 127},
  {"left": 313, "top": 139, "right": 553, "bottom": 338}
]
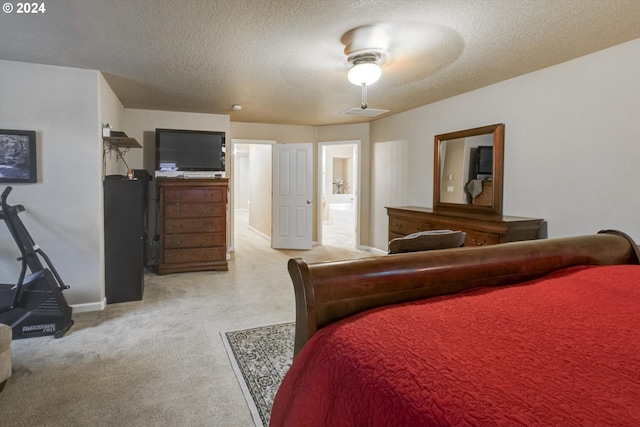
[{"left": 104, "top": 177, "right": 147, "bottom": 304}]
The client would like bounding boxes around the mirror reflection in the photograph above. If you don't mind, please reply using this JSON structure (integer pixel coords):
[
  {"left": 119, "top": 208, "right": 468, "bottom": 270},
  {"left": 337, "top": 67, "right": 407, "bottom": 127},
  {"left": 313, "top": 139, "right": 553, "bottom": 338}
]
[
  {"left": 439, "top": 134, "right": 493, "bottom": 206},
  {"left": 433, "top": 123, "right": 504, "bottom": 217}
]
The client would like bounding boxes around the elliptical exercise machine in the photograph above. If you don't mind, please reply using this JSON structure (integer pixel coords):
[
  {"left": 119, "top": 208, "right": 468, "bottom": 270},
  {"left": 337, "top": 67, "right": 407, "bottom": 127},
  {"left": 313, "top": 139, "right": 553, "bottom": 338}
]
[{"left": 0, "top": 186, "right": 73, "bottom": 339}]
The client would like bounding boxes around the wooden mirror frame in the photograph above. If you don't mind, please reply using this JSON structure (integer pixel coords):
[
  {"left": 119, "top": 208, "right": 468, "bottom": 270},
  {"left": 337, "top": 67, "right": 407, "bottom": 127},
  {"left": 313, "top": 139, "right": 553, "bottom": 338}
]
[{"left": 433, "top": 123, "right": 504, "bottom": 218}]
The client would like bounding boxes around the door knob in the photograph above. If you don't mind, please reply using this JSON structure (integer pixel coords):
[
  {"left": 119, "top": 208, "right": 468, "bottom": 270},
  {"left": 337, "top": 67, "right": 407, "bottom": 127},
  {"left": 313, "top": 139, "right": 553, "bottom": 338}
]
[{"left": 306, "top": 200, "right": 311, "bottom": 204}]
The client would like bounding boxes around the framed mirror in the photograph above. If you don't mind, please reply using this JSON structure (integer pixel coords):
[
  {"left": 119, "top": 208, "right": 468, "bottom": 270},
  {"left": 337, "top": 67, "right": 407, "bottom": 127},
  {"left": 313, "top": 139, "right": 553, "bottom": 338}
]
[{"left": 433, "top": 123, "right": 504, "bottom": 217}]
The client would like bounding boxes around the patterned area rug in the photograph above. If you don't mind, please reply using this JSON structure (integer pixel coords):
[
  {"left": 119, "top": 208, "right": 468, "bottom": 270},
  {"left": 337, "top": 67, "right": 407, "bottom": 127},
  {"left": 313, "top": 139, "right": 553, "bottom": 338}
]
[{"left": 222, "top": 322, "right": 295, "bottom": 427}]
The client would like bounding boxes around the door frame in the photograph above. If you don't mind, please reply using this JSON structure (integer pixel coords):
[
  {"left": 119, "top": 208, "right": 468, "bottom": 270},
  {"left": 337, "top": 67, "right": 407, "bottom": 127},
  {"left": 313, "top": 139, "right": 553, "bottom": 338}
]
[
  {"left": 318, "top": 140, "right": 361, "bottom": 248},
  {"left": 229, "top": 138, "right": 276, "bottom": 252}
]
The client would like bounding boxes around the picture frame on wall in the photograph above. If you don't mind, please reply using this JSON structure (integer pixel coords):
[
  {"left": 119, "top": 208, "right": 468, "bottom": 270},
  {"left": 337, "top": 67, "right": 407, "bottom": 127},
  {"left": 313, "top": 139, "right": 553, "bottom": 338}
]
[{"left": 0, "top": 129, "right": 37, "bottom": 183}]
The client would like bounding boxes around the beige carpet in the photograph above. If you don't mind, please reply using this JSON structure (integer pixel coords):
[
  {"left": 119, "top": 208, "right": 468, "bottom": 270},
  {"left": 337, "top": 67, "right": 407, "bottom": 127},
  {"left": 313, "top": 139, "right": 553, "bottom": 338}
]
[{"left": 0, "top": 214, "right": 374, "bottom": 426}]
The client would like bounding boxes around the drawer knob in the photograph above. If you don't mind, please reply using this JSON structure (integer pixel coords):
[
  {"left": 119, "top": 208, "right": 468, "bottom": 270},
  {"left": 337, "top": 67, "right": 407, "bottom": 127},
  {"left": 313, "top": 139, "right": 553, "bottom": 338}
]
[
  {"left": 173, "top": 209, "right": 182, "bottom": 215},
  {"left": 395, "top": 223, "right": 402, "bottom": 230},
  {"left": 472, "top": 238, "right": 486, "bottom": 246},
  {"left": 173, "top": 194, "right": 181, "bottom": 200},
  {"left": 207, "top": 224, "right": 213, "bottom": 229}
]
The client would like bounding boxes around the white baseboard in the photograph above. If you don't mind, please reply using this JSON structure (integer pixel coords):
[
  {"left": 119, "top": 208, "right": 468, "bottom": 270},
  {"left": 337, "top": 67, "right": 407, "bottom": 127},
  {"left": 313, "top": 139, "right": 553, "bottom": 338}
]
[
  {"left": 359, "top": 245, "right": 387, "bottom": 255},
  {"left": 71, "top": 298, "right": 106, "bottom": 313},
  {"left": 248, "top": 225, "right": 270, "bottom": 241}
]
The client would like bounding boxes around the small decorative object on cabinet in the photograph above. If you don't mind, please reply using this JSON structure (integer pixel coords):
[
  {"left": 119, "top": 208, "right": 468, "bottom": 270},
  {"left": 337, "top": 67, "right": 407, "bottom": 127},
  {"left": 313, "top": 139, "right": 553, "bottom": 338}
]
[
  {"left": 157, "top": 178, "right": 229, "bottom": 274},
  {"left": 386, "top": 206, "right": 542, "bottom": 247}
]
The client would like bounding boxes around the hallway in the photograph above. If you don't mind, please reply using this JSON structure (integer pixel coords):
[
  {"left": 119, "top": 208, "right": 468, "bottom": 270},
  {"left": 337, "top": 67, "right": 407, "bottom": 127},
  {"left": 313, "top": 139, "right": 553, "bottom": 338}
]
[
  {"left": 322, "top": 202, "right": 355, "bottom": 247},
  {"left": 233, "top": 200, "right": 356, "bottom": 250}
]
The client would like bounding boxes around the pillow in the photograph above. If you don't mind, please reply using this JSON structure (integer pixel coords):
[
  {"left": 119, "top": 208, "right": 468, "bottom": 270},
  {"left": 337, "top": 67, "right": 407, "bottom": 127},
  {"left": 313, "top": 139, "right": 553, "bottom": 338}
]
[{"left": 388, "top": 229, "right": 466, "bottom": 254}]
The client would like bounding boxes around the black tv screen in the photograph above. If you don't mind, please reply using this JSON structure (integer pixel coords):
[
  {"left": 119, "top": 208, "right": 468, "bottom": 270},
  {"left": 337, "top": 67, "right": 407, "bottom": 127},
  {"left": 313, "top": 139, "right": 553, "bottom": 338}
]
[
  {"left": 155, "top": 129, "right": 225, "bottom": 171},
  {"left": 475, "top": 145, "right": 493, "bottom": 176}
]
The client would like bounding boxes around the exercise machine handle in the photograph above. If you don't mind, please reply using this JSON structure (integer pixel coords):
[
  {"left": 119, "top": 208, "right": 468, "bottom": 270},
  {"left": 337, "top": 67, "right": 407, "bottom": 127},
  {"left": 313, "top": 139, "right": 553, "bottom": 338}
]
[{"left": 1, "top": 186, "right": 12, "bottom": 208}]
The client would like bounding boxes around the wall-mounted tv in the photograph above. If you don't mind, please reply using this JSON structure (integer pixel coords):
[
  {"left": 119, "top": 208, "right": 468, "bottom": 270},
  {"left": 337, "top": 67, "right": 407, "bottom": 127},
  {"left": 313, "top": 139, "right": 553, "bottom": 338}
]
[{"left": 155, "top": 128, "right": 225, "bottom": 172}]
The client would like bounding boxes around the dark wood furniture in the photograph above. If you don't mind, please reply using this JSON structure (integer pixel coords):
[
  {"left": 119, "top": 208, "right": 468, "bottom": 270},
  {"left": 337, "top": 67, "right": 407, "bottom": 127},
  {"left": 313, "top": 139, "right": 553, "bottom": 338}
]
[
  {"left": 276, "top": 231, "right": 640, "bottom": 426},
  {"left": 157, "top": 178, "right": 228, "bottom": 274},
  {"left": 387, "top": 206, "right": 542, "bottom": 247},
  {"left": 287, "top": 230, "right": 640, "bottom": 356},
  {"left": 104, "top": 178, "right": 145, "bottom": 303},
  {"left": 472, "top": 180, "right": 493, "bottom": 206}
]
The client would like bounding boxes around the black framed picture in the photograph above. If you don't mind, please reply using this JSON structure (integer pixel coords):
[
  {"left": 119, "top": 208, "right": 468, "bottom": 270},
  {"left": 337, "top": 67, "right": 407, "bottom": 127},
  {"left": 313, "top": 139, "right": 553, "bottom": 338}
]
[{"left": 0, "top": 129, "right": 37, "bottom": 183}]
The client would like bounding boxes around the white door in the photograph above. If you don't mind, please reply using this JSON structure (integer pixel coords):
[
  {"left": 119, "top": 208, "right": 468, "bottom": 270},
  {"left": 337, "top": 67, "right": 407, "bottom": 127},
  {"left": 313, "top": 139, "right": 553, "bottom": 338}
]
[{"left": 272, "top": 143, "right": 313, "bottom": 249}]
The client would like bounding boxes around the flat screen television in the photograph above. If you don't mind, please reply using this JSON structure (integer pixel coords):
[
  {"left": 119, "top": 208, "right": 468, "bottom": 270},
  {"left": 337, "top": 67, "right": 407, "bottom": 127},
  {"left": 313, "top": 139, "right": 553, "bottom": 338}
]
[
  {"left": 475, "top": 145, "right": 493, "bottom": 178},
  {"left": 155, "top": 128, "right": 225, "bottom": 172}
]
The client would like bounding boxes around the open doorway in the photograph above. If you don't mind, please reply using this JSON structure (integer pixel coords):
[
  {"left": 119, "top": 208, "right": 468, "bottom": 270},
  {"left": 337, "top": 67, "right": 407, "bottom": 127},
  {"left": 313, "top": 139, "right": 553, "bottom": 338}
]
[
  {"left": 231, "top": 139, "right": 274, "bottom": 250},
  {"left": 319, "top": 141, "right": 360, "bottom": 248}
]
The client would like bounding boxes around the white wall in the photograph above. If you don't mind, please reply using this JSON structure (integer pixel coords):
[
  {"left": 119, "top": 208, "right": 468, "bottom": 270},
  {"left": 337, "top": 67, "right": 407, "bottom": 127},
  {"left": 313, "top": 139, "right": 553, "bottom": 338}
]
[
  {"left": 233, "top": 143, "right": 251, "bottom": 210},
  {"left": 231, "top": 140, "right": 274, "bottom": 244},
  {"left": 371, "top": 139, "right": 411, "bottom": 249},
  {"left": 0, "top": 60, "right": 105, "bottom": 307},
  {"left": 325, "top": 144, "right": 354, "bottom": 202},
  {"left": 99, "top": 73, "right": 126, "bottom": 177},
  {"left": 248, "top": 144, "right": 272, "bottom": 236},
  {"left": 370, "top": 38, "right": 640, "bottom": 250}
]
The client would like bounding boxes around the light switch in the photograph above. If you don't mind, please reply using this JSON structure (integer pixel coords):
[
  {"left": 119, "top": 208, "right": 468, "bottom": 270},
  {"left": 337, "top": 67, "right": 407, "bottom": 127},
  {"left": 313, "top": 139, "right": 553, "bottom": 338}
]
[{"left": 446, "top": 186, "right": 454, "bottom": 192}]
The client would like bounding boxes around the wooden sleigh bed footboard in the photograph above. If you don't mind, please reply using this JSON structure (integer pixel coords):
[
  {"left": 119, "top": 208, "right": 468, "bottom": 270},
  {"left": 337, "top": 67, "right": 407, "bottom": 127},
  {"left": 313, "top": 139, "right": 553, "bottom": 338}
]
[{"left": 288, "top": 230, "right": 640, "bottom": 356}]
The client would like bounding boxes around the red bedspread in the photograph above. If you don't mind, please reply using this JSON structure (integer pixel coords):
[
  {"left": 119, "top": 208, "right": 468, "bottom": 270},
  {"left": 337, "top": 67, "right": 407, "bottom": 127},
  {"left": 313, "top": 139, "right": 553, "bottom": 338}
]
[{"left": 270, "top": 265, "right": 640, "bottom": 427}]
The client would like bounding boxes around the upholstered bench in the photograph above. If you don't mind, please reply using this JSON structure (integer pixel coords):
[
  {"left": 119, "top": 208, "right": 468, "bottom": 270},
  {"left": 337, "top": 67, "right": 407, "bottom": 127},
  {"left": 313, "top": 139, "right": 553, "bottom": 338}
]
[{"left": 0, "top": 323, "right": 11, "bottom": 393}]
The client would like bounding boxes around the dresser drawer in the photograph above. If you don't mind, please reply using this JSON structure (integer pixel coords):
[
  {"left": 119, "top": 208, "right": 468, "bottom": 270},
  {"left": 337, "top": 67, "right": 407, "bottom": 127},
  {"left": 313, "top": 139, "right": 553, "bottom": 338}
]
[
  {"left": 157, "top": 178, "right": 229, "bottom": 274},
  {"left": 163, "top": 247, "right": 227, "bottom": 264},
  {"left": 389, "top": 218, "right": 432, "bottom": 236},
  {"left": 163, "top": 203, "right": 224, "bottom": 218},
  {"left": 163, "top": 188, "right": 225, "bottom": 203},
  {"left": 164, "top": 217, "right": 225, "bottom": 234},
  {"left": 164, "top": 233, "right": 225, "bottom": 249},
  {"left": 464, "top": 231, "right": 500, "bottom": 247}
]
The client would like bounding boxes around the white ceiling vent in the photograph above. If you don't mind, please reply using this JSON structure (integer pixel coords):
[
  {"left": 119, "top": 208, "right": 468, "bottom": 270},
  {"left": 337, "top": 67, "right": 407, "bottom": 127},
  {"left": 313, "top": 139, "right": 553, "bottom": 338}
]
[{"left": 340, "top": 107, "right": 390, "bottom": 117}]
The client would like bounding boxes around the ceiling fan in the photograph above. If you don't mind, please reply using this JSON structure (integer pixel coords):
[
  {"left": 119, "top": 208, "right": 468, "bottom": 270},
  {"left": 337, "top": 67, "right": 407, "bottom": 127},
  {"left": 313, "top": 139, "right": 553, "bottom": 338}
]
[
  {"left": 334, "top": 21, "right": 462, "bottom": 119},
  {"left": 340, "top": 24, "right": 391, "bottom": 116}
]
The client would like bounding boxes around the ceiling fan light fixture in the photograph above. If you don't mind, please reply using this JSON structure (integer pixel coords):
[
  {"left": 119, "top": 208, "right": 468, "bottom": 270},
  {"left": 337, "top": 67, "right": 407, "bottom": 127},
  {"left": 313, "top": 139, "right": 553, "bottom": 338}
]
[{"left": 348, "top": 61, "right": 382, "bottom": 86}]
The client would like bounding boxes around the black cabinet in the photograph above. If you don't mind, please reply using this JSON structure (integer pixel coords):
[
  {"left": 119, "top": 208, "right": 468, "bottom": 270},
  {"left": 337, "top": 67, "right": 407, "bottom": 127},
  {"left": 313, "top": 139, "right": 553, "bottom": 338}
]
[{"left": 104, "top": 178, "right": 146, "bottom": 303}]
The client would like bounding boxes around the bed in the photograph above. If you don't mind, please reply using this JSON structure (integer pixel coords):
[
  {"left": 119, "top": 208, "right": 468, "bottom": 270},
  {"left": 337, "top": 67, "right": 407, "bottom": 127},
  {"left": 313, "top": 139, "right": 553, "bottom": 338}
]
[{"left": 270, "top": 230, "right": 640, "bottom": 427}]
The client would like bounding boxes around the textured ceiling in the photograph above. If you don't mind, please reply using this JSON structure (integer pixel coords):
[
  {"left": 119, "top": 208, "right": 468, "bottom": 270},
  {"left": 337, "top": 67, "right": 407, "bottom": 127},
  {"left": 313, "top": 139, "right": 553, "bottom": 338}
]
[{"left": 1, "top": 0, "right": 639, "bottom": 126}]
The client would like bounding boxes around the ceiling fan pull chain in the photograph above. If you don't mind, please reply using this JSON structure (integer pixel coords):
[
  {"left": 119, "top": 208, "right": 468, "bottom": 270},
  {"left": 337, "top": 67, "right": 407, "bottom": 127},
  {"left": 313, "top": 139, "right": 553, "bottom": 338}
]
[{"left": 361, "top": 83, "right": 368, "bottom": 110}]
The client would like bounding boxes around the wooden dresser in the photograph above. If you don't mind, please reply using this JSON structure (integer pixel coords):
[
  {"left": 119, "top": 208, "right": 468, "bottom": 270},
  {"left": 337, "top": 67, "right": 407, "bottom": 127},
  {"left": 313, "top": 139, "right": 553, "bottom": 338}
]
[
  {"left": 157, "top": 178, "right": 228, "bottom": 274},
  {"left": 386, "top": 206, "right": 542, "bottom": 247}
]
